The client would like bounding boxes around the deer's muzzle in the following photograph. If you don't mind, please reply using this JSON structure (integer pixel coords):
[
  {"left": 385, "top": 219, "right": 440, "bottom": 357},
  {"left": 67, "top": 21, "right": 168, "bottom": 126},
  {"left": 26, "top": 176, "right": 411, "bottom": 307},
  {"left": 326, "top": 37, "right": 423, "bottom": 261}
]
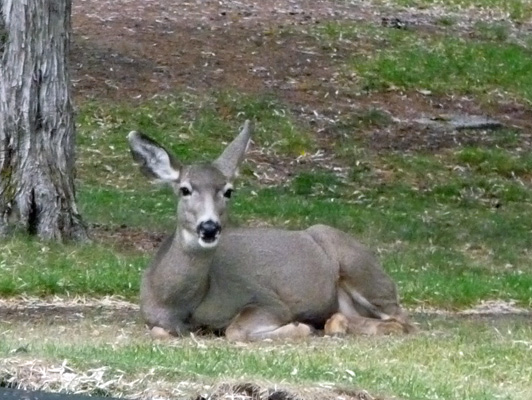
[{"left": 197, "top": 220, "right": 222, "bottom": 244}]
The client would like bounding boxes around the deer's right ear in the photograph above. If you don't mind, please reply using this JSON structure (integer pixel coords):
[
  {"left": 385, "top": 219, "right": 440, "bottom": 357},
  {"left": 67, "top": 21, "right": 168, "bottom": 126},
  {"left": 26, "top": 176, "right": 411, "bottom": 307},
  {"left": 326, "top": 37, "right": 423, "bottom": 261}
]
[{"left": 127, "top": 131, "right": 181, "bottom": 182}]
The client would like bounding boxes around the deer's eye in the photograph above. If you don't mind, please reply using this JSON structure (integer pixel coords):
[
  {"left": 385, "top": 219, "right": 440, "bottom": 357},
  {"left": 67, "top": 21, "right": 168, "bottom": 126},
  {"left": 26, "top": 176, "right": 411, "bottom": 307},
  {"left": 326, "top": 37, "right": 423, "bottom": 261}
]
[
  {"left": 223, "top": 188, "right": 234, "bottom": 199},
  {"left": 180, "top": 187, "right": 192, "bottom": 196}
]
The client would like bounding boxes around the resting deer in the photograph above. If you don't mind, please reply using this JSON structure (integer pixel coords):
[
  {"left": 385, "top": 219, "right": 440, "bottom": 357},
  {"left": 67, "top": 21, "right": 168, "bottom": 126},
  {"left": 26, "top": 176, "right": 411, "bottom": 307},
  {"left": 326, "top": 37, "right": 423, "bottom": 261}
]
[{"left": 128, "top": 121, "right": 413, "bottom": 341}]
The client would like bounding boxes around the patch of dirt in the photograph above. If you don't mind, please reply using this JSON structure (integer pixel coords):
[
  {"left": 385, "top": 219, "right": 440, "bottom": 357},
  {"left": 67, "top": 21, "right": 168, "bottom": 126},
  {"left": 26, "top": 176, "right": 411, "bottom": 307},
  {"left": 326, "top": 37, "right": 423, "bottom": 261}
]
[
  {"left": 71, "top": 0, "right": 532, "bottom": 153},
  {"left": 2, "top": 296, "right": 530, "bottom": 325},
  {"left": 461, "top": 299, "right": 531, "bottom": 315},
  {"left": 0, "top": 296, "right": 139, "bottom": 324},
  {"left": 71, "top": 0, "right": 356, "bottom": 102},
  {"left": 89, "top": 224, "right": 165, "bottom": 253},
  {"left": 414, "top": 300, "right": 532, "bottom": 325}
]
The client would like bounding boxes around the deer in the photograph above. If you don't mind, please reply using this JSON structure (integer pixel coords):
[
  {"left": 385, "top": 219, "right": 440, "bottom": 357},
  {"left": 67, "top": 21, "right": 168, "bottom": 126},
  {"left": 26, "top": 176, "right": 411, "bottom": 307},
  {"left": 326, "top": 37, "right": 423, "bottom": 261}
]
[{"left": 127, "top": 120, "right": 414, "bottom": 341}]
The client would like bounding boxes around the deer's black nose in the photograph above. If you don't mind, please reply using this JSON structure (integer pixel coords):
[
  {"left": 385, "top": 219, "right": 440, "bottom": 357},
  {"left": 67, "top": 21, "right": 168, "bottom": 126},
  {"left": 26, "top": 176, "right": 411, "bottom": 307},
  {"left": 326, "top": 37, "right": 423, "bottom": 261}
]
[{"left": 197, "top": 220, "right": 222, "bottom": 242}]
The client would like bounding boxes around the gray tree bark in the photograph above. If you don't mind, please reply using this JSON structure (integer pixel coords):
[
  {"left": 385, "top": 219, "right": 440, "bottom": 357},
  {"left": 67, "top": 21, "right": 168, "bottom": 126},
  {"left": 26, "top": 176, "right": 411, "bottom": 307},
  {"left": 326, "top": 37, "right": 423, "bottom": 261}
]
[{"left": 0, "top": 0, "right": 87, "bottom": 241}]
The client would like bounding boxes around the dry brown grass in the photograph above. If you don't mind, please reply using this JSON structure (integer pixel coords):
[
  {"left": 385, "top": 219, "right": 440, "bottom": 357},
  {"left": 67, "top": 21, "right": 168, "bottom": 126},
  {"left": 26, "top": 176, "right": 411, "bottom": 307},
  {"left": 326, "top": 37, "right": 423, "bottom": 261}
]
[{"left": 0, "top": 358, "right": 378, "bottom": 400}]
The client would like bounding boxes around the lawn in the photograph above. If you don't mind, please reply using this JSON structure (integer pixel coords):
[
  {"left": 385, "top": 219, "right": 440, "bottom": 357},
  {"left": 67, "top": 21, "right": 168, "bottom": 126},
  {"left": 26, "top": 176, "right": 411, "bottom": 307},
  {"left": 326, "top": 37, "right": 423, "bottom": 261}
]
[{"left": 1, "top": 0, "right": 532, "bottom": 399}]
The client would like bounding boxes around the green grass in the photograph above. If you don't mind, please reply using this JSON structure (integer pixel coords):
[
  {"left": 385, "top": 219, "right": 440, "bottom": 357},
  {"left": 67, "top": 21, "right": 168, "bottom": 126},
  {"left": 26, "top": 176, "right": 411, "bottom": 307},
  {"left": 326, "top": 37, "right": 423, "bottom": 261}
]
[
  {"left": 473, "top": 21, "right": 511, "bottom": 42},
  {"left": 78, "top": 186, "right": 177, "bottom": 230},
  {"left": 387, "top": 0, "right": 532, "bottom": 22},
  {"left": 1, "top": 316, "right": 532, "bottom": 399},
  {"left": 0, "top": 235, "right": 145, "bottom": 297},
  {"left": 456, "top": 147, "right": 532, "bottom": 177},
  {"left": 1, "top": 93, "right": 531, "bottom": 308},
  {"left": 353, "top": 35, "right": 532, "bottom": 101},
  {"left": 315, "top": 19, "right": 532, "bottom": 102}
]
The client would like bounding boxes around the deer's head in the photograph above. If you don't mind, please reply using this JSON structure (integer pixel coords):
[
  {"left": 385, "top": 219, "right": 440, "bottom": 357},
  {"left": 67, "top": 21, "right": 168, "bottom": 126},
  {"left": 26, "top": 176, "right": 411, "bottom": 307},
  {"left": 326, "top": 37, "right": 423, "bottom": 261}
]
[{"left": 128, "top": 121, "right": 252, "bottom": 251}]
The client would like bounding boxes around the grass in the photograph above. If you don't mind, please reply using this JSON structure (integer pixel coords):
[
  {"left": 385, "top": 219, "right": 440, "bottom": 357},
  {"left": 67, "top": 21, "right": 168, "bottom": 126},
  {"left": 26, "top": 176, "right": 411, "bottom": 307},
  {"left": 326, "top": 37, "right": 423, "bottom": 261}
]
[
  {"left": 456, "top": 147, "right": 532, "bottom": 177},
  {"left": 0, "top": 235, "right": 145, "bottom": 297},
  {"left": 2, "top": 1, "right": 532, "bottom": 399},
  {"left": 78, "top": 186, "right": 177, "bottom": 230},
  {"left": 354, "top": 34, "right": 532, "bottom": 101},
  {"left": 1, "top": 90, "right": 531, "bottom": 306},
  {"left": 316, "top": 18, "right": 532, "bottom": 102},
  {"left": 1, "top": 315, "right": 532, "bottom": 399},
  {"left": 77, "top": 91, "right": 313, "bottom": 169},
  {"left": 387, "top": 0, "right": 532, "bottom": 22},
  {"left": 473, "top": 21, "right": 511, "bottom": 42},
  {"left": 4, "top": 114, "right": 531, "bottom": 307}
]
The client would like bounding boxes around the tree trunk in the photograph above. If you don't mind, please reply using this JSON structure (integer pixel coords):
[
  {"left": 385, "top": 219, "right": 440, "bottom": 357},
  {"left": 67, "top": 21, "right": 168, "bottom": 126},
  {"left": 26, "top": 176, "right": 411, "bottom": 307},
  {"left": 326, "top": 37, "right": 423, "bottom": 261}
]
[{"left": 0, "top": 0, "right": 87, "bottom": 241}]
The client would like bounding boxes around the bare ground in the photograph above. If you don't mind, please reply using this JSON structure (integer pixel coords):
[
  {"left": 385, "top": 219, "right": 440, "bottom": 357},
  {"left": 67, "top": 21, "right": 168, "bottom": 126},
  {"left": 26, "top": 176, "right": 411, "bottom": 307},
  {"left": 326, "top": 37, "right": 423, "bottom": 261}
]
[
  {"left": 2, "top": 297, "right": 530, "bottom": 326},
  {"left": 71, "top": 0, "right": 532, "bottom": 152}
]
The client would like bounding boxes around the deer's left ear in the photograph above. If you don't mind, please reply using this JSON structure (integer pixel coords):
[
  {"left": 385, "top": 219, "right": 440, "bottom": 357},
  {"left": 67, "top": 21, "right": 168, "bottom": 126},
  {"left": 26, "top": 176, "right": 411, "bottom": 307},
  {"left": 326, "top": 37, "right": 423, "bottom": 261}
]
[
  {"left": 213, "top": 120, "right": 253, "bottom": 179},
  {"left": 128, "top": 131, "right": 182, "bottom": 182}
]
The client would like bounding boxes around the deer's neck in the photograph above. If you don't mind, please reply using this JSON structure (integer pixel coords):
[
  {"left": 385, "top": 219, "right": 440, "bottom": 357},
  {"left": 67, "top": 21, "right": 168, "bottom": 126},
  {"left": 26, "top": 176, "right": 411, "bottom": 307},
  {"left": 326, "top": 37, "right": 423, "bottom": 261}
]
[
  {"left": 174, "top": 229, "right": 217, "bottom": 270},
  {"left": 152, "top": 229, "right": 216, "bottom": 307}
]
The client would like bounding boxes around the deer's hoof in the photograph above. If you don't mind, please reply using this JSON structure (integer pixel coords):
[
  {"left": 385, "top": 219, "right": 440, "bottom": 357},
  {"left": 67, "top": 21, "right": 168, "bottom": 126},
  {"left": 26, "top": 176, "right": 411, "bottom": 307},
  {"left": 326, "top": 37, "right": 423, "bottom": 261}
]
[
  {"left": 149, "top": 326, "right": 174, "bottom": 340},
  {"left": 324, "top": 313, "right": 348, "bottom": 336},
  {"left": 294, "top": 322, "right": 314, "bottom": 338},
  {"left": 377, "top": 319, "right": 405, "bottom": 335}
]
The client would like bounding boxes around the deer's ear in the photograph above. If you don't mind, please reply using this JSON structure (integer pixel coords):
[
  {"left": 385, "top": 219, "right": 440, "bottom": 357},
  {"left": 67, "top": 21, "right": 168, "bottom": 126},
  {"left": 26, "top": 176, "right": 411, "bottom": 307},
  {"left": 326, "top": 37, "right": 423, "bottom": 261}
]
[
  {"left": 213, "top": 120, "right": 253, "bottom": 179},
  {"left": 128, "top": 131, "right": 181, "bottom": 182}
]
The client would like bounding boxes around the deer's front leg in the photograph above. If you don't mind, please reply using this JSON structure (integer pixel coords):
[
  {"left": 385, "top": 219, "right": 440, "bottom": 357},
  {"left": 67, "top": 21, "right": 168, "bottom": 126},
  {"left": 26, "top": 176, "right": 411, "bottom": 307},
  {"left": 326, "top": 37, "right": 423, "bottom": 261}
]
[
  {"left": 148, "top": 320, "right": 191, "bottom": 339},
  {"left": 142, "top": 303, "right": 193, "bottom": 339},
  {"left": 324, "top": 312, "right": 408, "bottom": 336},
  {"left": 149, "top": 326, "right": 175, "bottom": 340},
  {"left": 225, "top": 306, "right": 313, "bottom": 342}
]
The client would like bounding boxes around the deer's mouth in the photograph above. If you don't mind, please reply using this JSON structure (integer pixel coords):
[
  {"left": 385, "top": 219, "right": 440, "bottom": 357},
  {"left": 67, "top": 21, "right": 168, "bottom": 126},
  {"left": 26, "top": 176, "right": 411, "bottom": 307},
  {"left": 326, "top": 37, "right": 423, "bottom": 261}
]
[
  {"left": 198, "top": 236, "right": 219, "bottom": 248},
  {"left": 198, "top": 232, "right": 221, "bottom": 249}
]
